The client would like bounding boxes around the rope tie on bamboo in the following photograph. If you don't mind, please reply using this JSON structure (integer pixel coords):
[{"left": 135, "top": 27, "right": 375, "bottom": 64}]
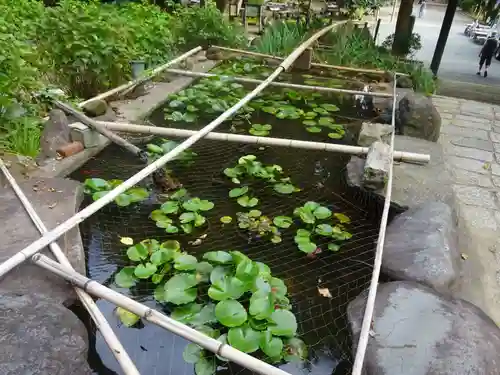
[
  {"left": 216, "top": 343, "right": 227, "bottom": 357},
  {"left": 143, "top": 309, "right": 153, "bottom": 319}
]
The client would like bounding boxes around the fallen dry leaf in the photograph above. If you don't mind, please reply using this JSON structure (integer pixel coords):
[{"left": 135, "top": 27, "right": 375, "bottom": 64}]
[
  {"left": 48, "top": 203, "right": 57, "bottom": 209},
  {"left": 461, "top": 253, "right": 469, "bottom": 260},
  {"left": 120, "top": 237, "right": 134, "bottom": 246},
  {"left": 318, "top": 287, "right": 332, "bottom": 299}
]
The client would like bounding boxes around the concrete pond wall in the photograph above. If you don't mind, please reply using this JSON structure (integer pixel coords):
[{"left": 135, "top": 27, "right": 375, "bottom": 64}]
[{"left": 2, "top": 50, "right": 500, "bottom": 375}]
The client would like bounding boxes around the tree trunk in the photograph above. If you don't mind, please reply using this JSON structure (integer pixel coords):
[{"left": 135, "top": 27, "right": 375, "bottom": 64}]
[{"left": 392, "top": 0, "right": 413, "bottom": 56}]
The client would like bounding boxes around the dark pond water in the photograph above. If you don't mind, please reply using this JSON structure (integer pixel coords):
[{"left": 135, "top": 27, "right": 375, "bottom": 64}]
[{"left": 70, "top": 63, "right": 399, "bottom": 375}]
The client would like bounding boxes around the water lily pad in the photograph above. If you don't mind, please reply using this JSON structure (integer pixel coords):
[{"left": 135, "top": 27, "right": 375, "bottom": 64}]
[
  {"left": 248, "top": 209, "right": 262, "bottom": 217},
  {"left": 268, "top": 309, "right": 298, "bottom": 337},
  {"left": 84, "top": 178, "right": 109, "bottom": 191},
  {"left": 318, "top": 117, "right": 334, "bottom": 126},
  {"left": 235, "top": 259, "right": 259, "bottom": 282},
  {"left": 273, "top": 216, "right": 293, "bottom": 228},
  {"left": 114, "top": 266, "right": 137, "bottom": 288},
  {"left": 195, "top": 357, "right": 216, "bottom": 375},
  {"left": 127, "top": 188, "right": 149, "bottom": 202},
  {"left": 208, "top": 275, "right": 246, "bottom": 301},
  {"left": 116, "top": 307, "right": 140, "bottom": 328},
  {"left": 174, "top": 254, "right": 198, "bottom": 271},
  {"left": 183, "top": 198, "right": 214, "bottom": 212},
  {"left": 305, "top": 126, "right": 322, "bottom": 133},
  {"left": 220, "top": 216, "right": 233, "bottom": 224},
  {"left": 227, "top": 325, "right": 261, "bottom": 353},
  {"left": 215, "top": 300, "right": 248, "bottom": 327},
  {"left": 314, "top": 206, "right": 332, "bottom": 219},
  {"left": 115, "top": 194, "right": 132, "bottom": 207},
  {"left": 315, "top": 223, "right": 334, "bottom": 236},
  {"left": 150, "top": 210, "right": 170, "bottom": 222},
  {"left": 203, "top": 251, "right": 233, "bottom": 264},
  {"left": 260, "top": 329, "right": 284, "bottom": 359},
  {"left": 284, "top": 337, "right": 308, "bottom": 361},
  {"left": 134, "top": 262, "right": 157, "bottom": 279},
  {"left": 229, "top": 186, "right": 249, "bottom": 198},
  {"left": 237, "top": 195, "right": 259, "bottom": 207},
  {"left": 183, "top": 343, "right": 203, "bottom": 364},
  {"left": 321, "top": 103, "right": 340, "bottom": 112},
  {"left": 328, "top": 243, "right": 341, "bottom": 251},
  {"left": 328, "top": 132, "right": 343, "bottom": 139},
  {"left": 273, "top": 183, "right": 295, "bottom": 194},
  {"left": 249, "top": 290, "right": 274, "bottom": 320},
  {"left": 163, "top": 273, "right": 199, "bottom": 305},
  {"left": 160, "top": 201, "right": 179, "bottom": 214},
  {"left": 126, "top": 243, "right": 148, "bottom": 261},
  {"left": 302, "top": 120, "right": 317, "bottom": 126},
  {"left": 170, "top": 188, "right": 187, "bottom": 200}
]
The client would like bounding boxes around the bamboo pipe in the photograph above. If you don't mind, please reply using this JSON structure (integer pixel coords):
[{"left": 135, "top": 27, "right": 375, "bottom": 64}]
[
  {"left": 210, "top": 45, "right": 410, "bottom": 76},
  {"left": 165, "top": 68, "right": 394, "bottom": 98},
  {"left": 0, "top": 159, "right": 140, "bottom": 375},
  {"left": 351, "top": 74, "right": 398, "bottom": 375},
  {"left": 78, "top": 46, "right": 203, "bottom": 108},
  {"left": 54, "top": 100, "right": 147, "bottom": 162},
  {"left": 0, "top": 23, "right": 344, "bottom": 371},
  {"left": 96, "top": 121, "right": 430, "bottom": 164},
  {"left": 32, "top": 254, "right": 292, "bottom": 375}
]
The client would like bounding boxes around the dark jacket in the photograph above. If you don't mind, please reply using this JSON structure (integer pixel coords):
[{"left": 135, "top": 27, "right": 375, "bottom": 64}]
[{"left": 481, "top": 37, "right": 499, "bottom": 57}]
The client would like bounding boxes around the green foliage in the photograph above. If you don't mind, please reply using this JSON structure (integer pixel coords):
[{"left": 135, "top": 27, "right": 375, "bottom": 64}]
[
  {"left": 149, "top": 188, "right": 214, "bottom": 234},
  {"left": 114, "top": 241, "right": 307, "bottom": 374},
  {"left": 83, "top": 178, "right": 149, "bottom": 206},
  {"left": 147, "top": 139, "right": 197, "bottom": 166},
  {"left": 292, "top": 202, "right": 352, "bottom": 254},
  {"left": 236, "top": 210, "right": 283, "bottom": 243},
  {"left": 252, "top": 19, "right": 309, "bottom": 57},
  {"left": 381, "top": 33, "right": 422, "bottom": 57}
]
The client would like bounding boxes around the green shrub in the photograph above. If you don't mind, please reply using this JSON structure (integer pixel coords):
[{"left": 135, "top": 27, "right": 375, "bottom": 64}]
[{"left": 252, "top": 20, "right": 309, "bottom": 57}]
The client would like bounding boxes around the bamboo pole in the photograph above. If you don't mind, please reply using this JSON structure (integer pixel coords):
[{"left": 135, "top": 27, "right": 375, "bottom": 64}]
[
  {"left": 32, "top": 254, "right": 292, "bottom": 375},
  {"left": 54, "top": 100, "right": 147, "bottom": 161},
  {"left": 211, "top": 45, "right": 411, "bottom": 76},
  {"left": 0, "top": 159, "right": 140, "bottom": 375},
  {"left": 78, "top": 47, "right": 203, "bottom": 108},
  {"left": 351, "top": 75, "right": 398, "bottom": 375},
  {"left": 165, "top": 68, "right": 394, "bottom": 98},
  {"left": 96, "top": 121, "right": 430, "bottom": 164},
  {"left": 0, "top": 25, "right": 344, "bottom": 371}
]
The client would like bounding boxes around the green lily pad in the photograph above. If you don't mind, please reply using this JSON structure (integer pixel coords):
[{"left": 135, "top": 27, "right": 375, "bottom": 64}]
[
  {"left": 220, "top": 216, "right": 233, "bottom": 224},
  {"left": 215, "top": 300, "right": 248, "bottom": 327},
  {"left": 183, "top": 198, "right": 214, "bottom": 212},
  {"left": 134, "top": 262, "right": 157, "bottom": 279},
  {"left": 183, "top": 343, "right": 203, "bottom": 364},
  {"left": 170, "top": 188, "right": 187, "bottom": 200},
  {"left": 249, "top": 290, "right": 274, "bottom": 320},
  {"left": 302, "top": 120, "right": 317, "bottom": 126},
  {"left": 227, "top": 325, "right": 261, "bottom": 353},
  {"left": 160, "top": 201, "right": 179, "bottom": 214},
  {"left": 237, "top": 195, "right": 259, "bottom": 207},
  {"left": 268, "top": 309, "right": 298, "bottom": 337},
  {"left": 273, "top": 216, "right": 293, "bottom": 228},
  {"left": 203, "top": 251, "right": 233, "bottom": 264},
  {"left": 314, "top": 206, "right": 332, "bottom": 219},
  {"left": 315, "top": 223, "right": 334, "bottom": 236},
  {"left": 328, "top": 243, "right": 341, "bottom": 251},
  {"left": 229, "top": 186, "right": 249, "bottom": 198},
  {"left": 260, "top": 329, "right": 284, "bottom": 359},
  {"left": 163, "top": 273, "right": 199, "bottom": 305},
  {"left": 328, "top": 132, "right": 343, "bottom": 139},
  {"left": 114, "top": 267, "right": 137, "bottom": 288},
  {"left": 273, "top": 183, "right": 295, "bottom": 194},
  {"left": 195, "top": 357, "right": 216, "bottom": 375},
  {"left": 210, "top": 265, "right": 232, "bottom": 284},
  {"left": 174, "top": 254, "right": 198, "bottom": 271},
  {"left": 235, "top": 259, "right": 259, "bottom": 282},
  {"left": 321, "top": 103, "right": 340, "bottom": 112},
  {"left": 305, "top": 126, "right": 322, "bottom": 133},
  {"left": 84, "top": 178, "right": 109, "bottom": 191},
  {"left": 127, "top": 188, "right": 149, "bottom": 202},
  {"left": 116, "top": 307, "right": 140, "bottom": 328},
  {"left": 115, "top": 194, "right": 132, "bottom": 207},
  {"left": 297, "top": 241, "right": 317, "bottom": 253},
  {"left": 208, "top": 275, "right": 246, "bottom": 301},
  {"left": 318, "top": 117, "right": 334, "bottom": 126}
]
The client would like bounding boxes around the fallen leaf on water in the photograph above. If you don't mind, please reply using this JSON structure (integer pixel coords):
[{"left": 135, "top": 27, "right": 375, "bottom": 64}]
[
  {"left": 461, "top": 253, "right": 469, "bottom": 260},
  {"left": 318, "top": 287, "right": 332, "bottom": 299},
  {"left": 115, "top": 307, "right": 140, "bottom": 327},
  {"left": 120, "top": 237, "right": 134, "bottom": 246}
]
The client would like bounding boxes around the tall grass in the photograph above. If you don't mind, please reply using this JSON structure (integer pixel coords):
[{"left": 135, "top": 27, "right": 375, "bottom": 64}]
[{"left": 252, "top": 20, "right": 309, "bottom": 57}]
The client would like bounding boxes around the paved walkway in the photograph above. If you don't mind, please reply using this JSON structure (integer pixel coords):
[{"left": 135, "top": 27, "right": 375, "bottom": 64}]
[{"left": 433, "top": 95, "right": 500, "bottom": 324}]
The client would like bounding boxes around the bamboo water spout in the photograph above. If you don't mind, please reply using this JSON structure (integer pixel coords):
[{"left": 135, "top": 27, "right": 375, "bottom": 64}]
[
  {"left": 0, "top": 22, "right": 347, "bottom": 375},
  {"left": 0, "top": 159, "right": 140, "bottom": 375}
]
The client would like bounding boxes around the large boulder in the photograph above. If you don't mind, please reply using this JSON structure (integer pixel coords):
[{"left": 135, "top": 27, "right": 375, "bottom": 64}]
[
  {"left": 382, "top": 201, "right": 459, "bottom": 293},
  {"left": 0, "top": 292, "right": 92, "bottom": 375},
  {"left": 348, "top": 281, "right": 500, "bottom": 375},
  {"left": 82, "top": 98, "right": 108, "bottom": 117},
  {"left": 346, "top": 135, "right": 453, "bottom": 208},
  {"left": 399, "top": 92, "right": 441, "bottom": 141}
]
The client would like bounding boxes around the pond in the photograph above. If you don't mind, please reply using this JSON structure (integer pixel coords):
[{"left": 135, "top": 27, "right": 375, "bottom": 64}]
[{"left": 70, "top": 59, "right": 399, "bottom": 375}]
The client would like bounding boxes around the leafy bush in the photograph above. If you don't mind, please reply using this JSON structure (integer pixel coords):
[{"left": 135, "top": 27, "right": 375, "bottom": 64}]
[
  {"left": 252, "top": 20, "right": 309, "bottom": 57},
  {"left": 171, "top": 2, "right": 247, "bottom": 49},
  {"left": 381, "top": 32, "right": 422, "bottom": 57}
]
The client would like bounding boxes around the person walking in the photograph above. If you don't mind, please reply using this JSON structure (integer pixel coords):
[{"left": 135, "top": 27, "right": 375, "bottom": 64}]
[
  {"left": 418, "top": 0, "right": 426, "bottom": 18},
  {"left": 477, "top": 31, "right": 499, "bottom": 77}
]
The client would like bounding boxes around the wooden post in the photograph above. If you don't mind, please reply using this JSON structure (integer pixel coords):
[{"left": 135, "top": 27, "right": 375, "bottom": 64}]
[{"left": 292, "top": 48, "right": 313, "bottom": 70}]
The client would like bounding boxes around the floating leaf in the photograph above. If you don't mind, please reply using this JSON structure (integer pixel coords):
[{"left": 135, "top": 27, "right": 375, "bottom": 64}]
[
  {"left": 227, "top": 325, "right": 261, "bottom": 353},
  {"left": 210, "top": 265, "right": 233, "bottom": 284},
  {"left": 116, "top": 307, "right": 140, "bottom": 327},
  {"left": 294, "top": 207, "right": 315, "bottom": 224},
  {"left": 150, "top": 210, "right": 170, "bottom": 222},
  {"left": 220, "top": 216, "right": 233, "bottom": 224},
  {"left": 273, "top": 216, "right": 293, "bottom": 229},
  {"left": 270, "top": 277, "right": 287, "bottom": 299},
  {"left": 334, "top": 213, "right": 351, "bottom": 223},
  {"left": 183, "top": 198, "right": 214, "bottom": 212},
  {"left": 268, "top": 309, "right": 298, "bottom": 337},
  {"left": 208, "top": 276, "right": 246, "bottom": 301},
  {"left": 174, "top": 254, "right": 198, "bottom": 271},
  {"left": 302, "top": 120, "right": 317, "bottom": 126},
  {"left": 203, "top": 251, "right": 233, "bottom": 264},
  {"left": 115, "top": 194, "right": 132, "bottom": 207},
  {"left": 321, "top": 103, "right": 340, "bottom": 112},
  {"left": 84, "top": 178, "right": 109, "bottom": 191},
  {"left": 179, "top": 212, "right": 196, "bottom": 223},
  {"left": 229, "top": 186, "right": 249, "bottom": 198},
  {"left": 235, "top": 259, "right": 259, "bottom": 282},
  {"left": 170, "top": 188, "right": 187, "bottom": 200},
  {"left": 150, "top": 249, "right": 175, "bottom": 266},
  {"left": 114, "top": 267, "right": 137, "bottom": 288},
  {"left": 318, "top": 117, "right": 334, "bottom": 126},
  {"left": 120, "top": 237, "right": 134, "bottom": 246},
  {"left": 126, "top": 243, "right": 148, "bottom": 262},
  {"left": 237, "top": 195, "right": 259, "bottom": 207},
  {"left": 162, "top": 240, "right": 181, "bottom": 251},
  {"left": 248, "top": 209, "right": 262, "bottom": 217},
  {"left": 314, "top": 206, "right": 332, "bottom": 219},
  {"left": 328, "top": 132, "right": 343, "bottom": 139},
  {"left": 249, "top": 290, "right": 274, "bottom": 320},
  {"left": 260, "top": 329, "right": 284, "bottom": 359},
  {"left": 164, "top": 273, "right": 199, "bottom": 305},
  {"left": 160, "top": 201, "right": 179, "bottom": 214},
  {"left": 273, "top": 183, "right": 295, "bottom": 194},
  {"left": 134, "top": 263, "right": 157, "bottom": 279},
  {"left": 298, "top": 241, "right": 317, "bottom": 253},
  {"left": 305, "top": 126, "right": 322, "bottom": 133},
  {"left": 328, "top": 243, "right": 341, "bottom": 251},
  {"left": 215, "top": 300, "right": 248, "bottom": 327},
  {"left": 315, "top": 223, "right": 334, "bottom": 236},
  {"left": 171, "top": 303, "right": 203, "bottom": 323},
  {"left": 183, "top": 343, "right": 203, "bottom": 364}
]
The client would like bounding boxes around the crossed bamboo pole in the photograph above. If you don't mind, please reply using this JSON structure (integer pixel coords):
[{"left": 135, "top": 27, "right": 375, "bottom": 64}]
[{"left": 0, "top": 23, "right": 348, "bottom": 375}]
